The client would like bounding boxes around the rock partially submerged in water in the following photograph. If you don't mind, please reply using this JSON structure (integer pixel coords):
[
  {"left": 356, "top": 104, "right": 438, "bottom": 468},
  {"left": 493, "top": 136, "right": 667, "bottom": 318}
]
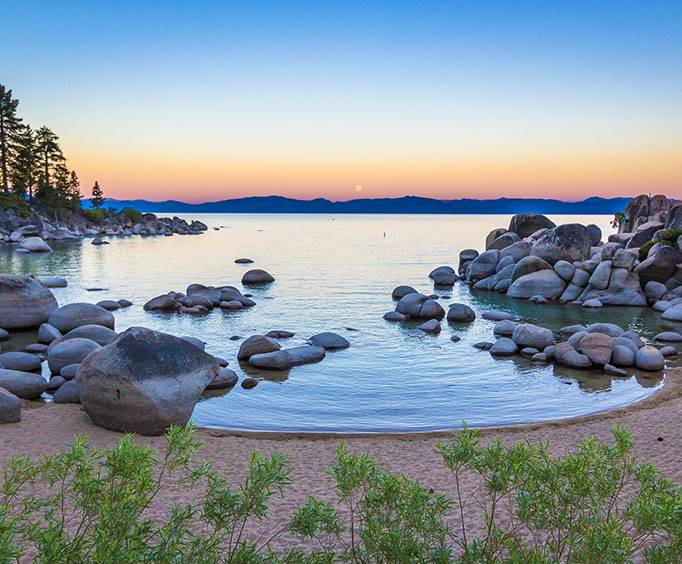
[
  {"left": 391, "top": 285, "right": 417, "bottom": 300},
  {"left": 308, "top": 332, "right": 350, "bottom": 350},
  {"left": 241, "top": 269, "right": 275, "bottom": 285},
  {"left": 48, "top": 303, "right": 115, "bottom": 333},
  {"left": 417, "top": 319, "right": 441, "bottom": 333},
  {"left": 0, "top": 274, "right": 58, "bottom": 330},
  {"left": 19, "top": 236, "right": 52, "bottom": 252},
  {"left": 250, "top": 345, "right": 326, "bottom": 369},
  {"left": 0, "top": 352, "right": 42, "bottom": 373},
  {"left": 48, "top": 338, "right": 101, "bottom": 374},
  {"left": 507, "top": 270, "right": 566, "bottom": 300},
  {"left": 395, "top": 293, "right": 445, "bottom": 320},
  {"left": 77, "top": 327, "right": 219, "bottom": 435},
  {"left": 429, "top": 266, "right": 458, "bottom": 286},
  {"left": 206, "top": 368, "right": 238, "bottom": 390},
  {"left": 238, "top": 335, "right": 280, "bottom": 360}
]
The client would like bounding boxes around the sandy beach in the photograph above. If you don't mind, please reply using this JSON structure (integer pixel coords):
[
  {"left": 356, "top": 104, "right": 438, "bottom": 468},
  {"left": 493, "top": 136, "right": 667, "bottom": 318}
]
[{"left": 2, "top": 371, "right": 680, "bottom": 550}]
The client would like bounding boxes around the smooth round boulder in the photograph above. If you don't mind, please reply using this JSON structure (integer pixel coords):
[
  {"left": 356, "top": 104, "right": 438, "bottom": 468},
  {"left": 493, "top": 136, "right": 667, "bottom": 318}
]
[
  {"left": 395, "top": 293, "right": 445, "bottom": 320},
  {"left": 206, "top": 368, "right": 238, "bottom": 390},
  {"left": 446, "top": 303, "right": 475, "bottom": 322},
  {"left": 241, "top": 378, "right": 258, "bottom": 389},
  {"left": 181, "top": 336, "right": 206, "bottom": 350},
  {"left": 48, "top": 303, "right": 115, "bottom": 333},
  {"left": 237, "top": 335, "right": 280, "bottom": 360},
  {"left": 554, "top": 343, "right": 592, "bottom": 369},
  {"left": 507, "top": 270, "right": 566, "bottom": 300},
  {"left": 0, "top": 388, "right": 21, "bottom": 423},
  {"left": 508, "top": 213, "right": 556, "bottom": 239},
  {"left": 241, "top": 269, "right": 275, "bottom": 285},
  {"left": 660, "top": 346, "right": 677, "bottom": 357},
  {"left": 490, "top": 337, "right": 518, "bottom": 356},
  {"left": 48, "top": 338, "right": 101, "bottom": 374},
  {"left": 511, "top": 256, "right": 552, "bottom": 282},
  {"left": 143, "top": 294, "right": 180, "bottom": 312},
  {"left": 250, "top": 345, "right": 326, "bottom": 369},
  {"left": 117, "top": 299, "right": 133, "bottom": 308},
  {"left": 383, "top": 311, "right": 407, "bottom": 322},
  {"left": 60, "top": 363, "right": 80, "bottom": 380},
  {"left": 585, "top": 323, "right": 624, "bottom": 338},
  {"left": 576, "top": 333, "right": 613, "bottom": 366},
  {"left": 392, "top": 285, "right": 417, "bottom": 300},
  {"left": 488, "top": 232, "right": 520, "bottom": 251},
  {"left": 265, "top": 330, "right": 295, "bottom": 339},
  {"left": 77, "top": 327, "right": 219, "bottom": 435},
  {"left": 429, "top": 266, "right": 458, "bottom": 286},
  {"left": 494, "top": 319, "right": 518, "bottom": 336},
  {"left": 19, "top": 236, "right": 52, "bottom": 252},
  {"left": 25, "top": 343, "right": 48, "bottom": 354},
  {"left": 0, "top": 352, "right": 42, "bottom": 373},
  {"left": 96, "top": 300, "right": 121, "bottom": 311},
  {"left": 0, "top": 369, "right": 47, "bottom": 399},
  {"left": 63, "top": 324, "right": 117, "bottom": 346},
  {"left": 47, "top": 375, "right": 65, "bottom": 391},
  {"left": 53, "top": 380, "right": 80, "bottom": 404},
  {"left": 661, "top": 304, "right": 682, "bottom": 322},
  {"left": 511, "top": 324, "right": 554, "bottom": 350},
  {"left": 654, "top": 332, "right": 682, "bottom": 344},
  {"left": 634, "top": 346, "right": 665, "bottom": 371},
  {"left": 481, "top": 310, "right": 515, "bottom": 321},
  {"left": 554, "top": 260, "right": 575, "bottom": 282},
  {"left": 0, "top": 274, "right": 58, "bottom": 330},
  {"left": 308, "top": 332, "right": 350, "bottom": 350}
]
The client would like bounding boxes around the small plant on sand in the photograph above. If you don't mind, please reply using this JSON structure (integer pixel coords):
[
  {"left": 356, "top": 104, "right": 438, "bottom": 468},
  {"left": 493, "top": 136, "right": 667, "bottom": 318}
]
[{"left": 0, "top": 425, "right": 680, "bottom": 562}]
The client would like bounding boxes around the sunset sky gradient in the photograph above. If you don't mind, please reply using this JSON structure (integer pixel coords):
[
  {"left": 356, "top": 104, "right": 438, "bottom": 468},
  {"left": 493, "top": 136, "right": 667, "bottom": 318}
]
[{"left": 4, "top": 1, "right": 681, "bottom": 202}]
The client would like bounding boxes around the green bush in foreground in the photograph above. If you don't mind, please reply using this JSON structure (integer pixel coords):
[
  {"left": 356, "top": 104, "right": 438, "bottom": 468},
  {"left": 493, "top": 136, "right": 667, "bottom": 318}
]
[{"left": 0, "top": 425, "right": 680, "bottom": 563}]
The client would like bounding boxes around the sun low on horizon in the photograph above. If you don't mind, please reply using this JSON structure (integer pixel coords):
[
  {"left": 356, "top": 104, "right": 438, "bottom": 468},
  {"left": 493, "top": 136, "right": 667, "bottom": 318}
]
[{"left": 3, "top": 0, "right": 681, "bottom": 203}]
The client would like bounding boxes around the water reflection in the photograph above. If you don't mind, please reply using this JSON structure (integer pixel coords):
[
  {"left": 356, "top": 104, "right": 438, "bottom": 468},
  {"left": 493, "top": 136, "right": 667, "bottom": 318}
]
[{"left": 0, "top": 213, "right": 670, "bottom": 432}]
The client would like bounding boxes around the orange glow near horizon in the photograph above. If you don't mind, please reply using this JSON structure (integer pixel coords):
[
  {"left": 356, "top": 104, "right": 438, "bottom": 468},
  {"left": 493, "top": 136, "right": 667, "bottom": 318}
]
[{"left": 70, "top": 139, "right": 682, "bottom": 203}]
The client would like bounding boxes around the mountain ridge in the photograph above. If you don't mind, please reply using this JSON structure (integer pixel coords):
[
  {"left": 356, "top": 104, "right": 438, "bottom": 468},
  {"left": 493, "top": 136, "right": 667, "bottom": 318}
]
[{"left": 82, "top": 195, "right": 631, "bottom": 215}]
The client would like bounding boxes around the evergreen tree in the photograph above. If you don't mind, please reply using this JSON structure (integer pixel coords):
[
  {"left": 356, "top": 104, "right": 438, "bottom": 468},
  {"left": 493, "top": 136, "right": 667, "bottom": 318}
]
[
  {"left": 91, "top": 180, "right": 104, "bottom": 208},
  {"left": 0, "top": 85, "right": 23, "bottom": 192},
  {"left": 35, "top": 126, "right": 64, "bottom": 196},
  {"left": 68, "top": 170, "right": 81, "bottom": 210},
  {"left": 10, "top": 125, "right": 38, "bottom": 199}
]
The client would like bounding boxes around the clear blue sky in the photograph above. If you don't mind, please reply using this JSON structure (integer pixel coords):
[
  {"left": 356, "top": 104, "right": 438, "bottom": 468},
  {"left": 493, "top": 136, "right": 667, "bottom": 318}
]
[{"left": 3, "top": 1, "right": 681, "bottom": 201}]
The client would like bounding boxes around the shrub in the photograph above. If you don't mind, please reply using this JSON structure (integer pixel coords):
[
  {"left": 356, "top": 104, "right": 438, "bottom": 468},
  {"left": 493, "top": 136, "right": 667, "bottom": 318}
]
[
  {"left": 639, "top": 240, "right": 655, "bottom": 261},
  {"left": 82, "top": 207, "right": 107, "bottom": 224},
  {"left": 655, "top": 228, "right": 682, "bottom": 244},
  {"left": 121, "top": 207, "right": 142, "bottom": 223},
  {"left": 0, "top": 192, "right": 31, "bottom": 217},
  {"left": 1, "top": 425, "right": 680, "bottom": 562}
]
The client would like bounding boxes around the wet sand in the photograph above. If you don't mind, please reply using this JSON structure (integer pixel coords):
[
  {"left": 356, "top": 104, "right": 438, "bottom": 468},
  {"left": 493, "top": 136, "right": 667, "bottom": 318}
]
[{"left": 1, "top": 372, "right": 680, "bottom": 551}]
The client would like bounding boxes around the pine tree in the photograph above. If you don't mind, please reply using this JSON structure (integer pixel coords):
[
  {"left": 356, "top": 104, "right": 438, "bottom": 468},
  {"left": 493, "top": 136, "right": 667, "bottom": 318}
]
[
  {"left": 35, "top": 126, "right": 64, "bottom": 197},
  {"left": 91, "top": 180, "right": 104, "bottom": 208},
  {"left": 68, "top": 170, "right": 81, "bottom": 210},
  {"left": 10, "top": 125, "right": 38, "bottom": 199},
  {"left": 0, "top": 85, "right": 23, "bottom": 192}
]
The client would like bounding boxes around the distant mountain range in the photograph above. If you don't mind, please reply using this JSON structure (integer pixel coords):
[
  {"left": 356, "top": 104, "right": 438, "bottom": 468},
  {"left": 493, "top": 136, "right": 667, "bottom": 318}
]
[{"left": 82, "top": 195, "right": 631, "bottom": 215}]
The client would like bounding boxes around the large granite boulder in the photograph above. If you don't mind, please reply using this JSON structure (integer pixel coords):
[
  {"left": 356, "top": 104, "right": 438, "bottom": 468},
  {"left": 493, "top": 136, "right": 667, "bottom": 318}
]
[
  {"left": 77, "top": 327, "right": 219, "bottom": 435},
  {"left": 447, "top": 303, "right": 476, "bottom": 322},
  {"left": 485, "top": 228, "right": 508, "bottom": 249},
  {"left": 466, "top": 250, "right": 499, "bottom": 282},
  {"left": 428, "top": 266, "right": 458, "bottom": 286},
  {"left": 508, "top": 214, "right": 556, "bottom": 239},
  {"left": 249, "top": 345, "right": 326, "bottom": 369},
  {"left": 576, "top": 332, "right": 613, "bottom": 366},
  {"left": 0, "top": 352, "right": 42, "bottom": 373},
  {"left": 666, "top": 204, "right": 682, "bottom": 231},
  {"left": 63, "top": 324, "right": 117, "bottom": 346},
  {"left": 143, "top": 294, "right": 180, "bottom": 311},
  {"left": 507, "top": 270, "right": 566, "bottom": 300},
  {"left": 0, "top": 274, "right": 58, "bottom": 329},
  {"left": 530, "top": 224, "right": 591, "bottom": 264},
  {"left": 487, "top": 232, "right": 520, "bottom": 251},
  {"left": 19, "top": 237, "right": 52, "bottom": 252},
  {"left": 499, "top": 241, "right": 532, "bottom": 262},
  {"left": 308, "top": 332, "right": 350, "bottom": 350},
  {"left": 634, "top": 246, "right": 679, "bottom": 285},
  {"left": 392, "top": 285, "right": 417, "bottom": 300},
  {"left": 626, "top": 222, "right": 664, "bottom": 249},
  {"left": 586, "top": 224, "right": 602, "bottom": 246},
  {"left": 48, "top": 303, "right": 115, "bottom": 333}
]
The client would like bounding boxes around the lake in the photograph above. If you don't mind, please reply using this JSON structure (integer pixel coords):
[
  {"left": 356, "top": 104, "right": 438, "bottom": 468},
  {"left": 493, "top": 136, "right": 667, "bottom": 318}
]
[{"left": 0, "top": 214, "right": 672, "bottom": 432}]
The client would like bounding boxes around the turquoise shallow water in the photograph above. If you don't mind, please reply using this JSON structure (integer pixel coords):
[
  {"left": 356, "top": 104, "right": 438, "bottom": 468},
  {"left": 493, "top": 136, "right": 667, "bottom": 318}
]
[{"left": 0, "top": 213, "right": 675, "bottom": 432}]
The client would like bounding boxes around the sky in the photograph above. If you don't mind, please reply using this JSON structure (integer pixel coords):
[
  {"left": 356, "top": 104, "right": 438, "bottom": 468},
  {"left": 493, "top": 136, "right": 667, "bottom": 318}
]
[{"left": 3, "top": 1, "right": 681, "bottom": 203}]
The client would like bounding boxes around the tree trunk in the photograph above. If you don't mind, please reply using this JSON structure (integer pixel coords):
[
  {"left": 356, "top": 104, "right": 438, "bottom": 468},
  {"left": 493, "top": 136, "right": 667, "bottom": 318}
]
[{"left": 0, "top": 112, "right": 7, "bottom": 192}]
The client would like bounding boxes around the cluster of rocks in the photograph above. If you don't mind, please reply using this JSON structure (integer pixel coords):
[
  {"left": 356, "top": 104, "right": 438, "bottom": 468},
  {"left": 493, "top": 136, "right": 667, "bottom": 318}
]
[
  {"left": 459, "top": 213, "right": 650, "bottom": 307},
  {"left": 0, "top": 204, "right": 208, "bottom": 253},
  {"left": 144, "top": 283, "right": 257, "bottom": 314},
  {"left": 482, "top": 320, "right": 671, "bottom": 375},
  {"left": 0, "top": 275, "right": 236, "bottom": 429},
  {"left": 237, "top": 331, "right": 350, "bottom": 372},
  {"left": 456, "top": 196, "right": 682, "bottom": 315}
]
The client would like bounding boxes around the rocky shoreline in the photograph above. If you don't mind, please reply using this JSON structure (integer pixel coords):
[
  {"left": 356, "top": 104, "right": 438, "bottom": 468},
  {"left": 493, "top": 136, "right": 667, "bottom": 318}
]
[
  {"left": 0, "top": 193, "right": 680, "bottom": 436},
  {"left": 0, "top": 204, "right": 208, "bottom": 253}
]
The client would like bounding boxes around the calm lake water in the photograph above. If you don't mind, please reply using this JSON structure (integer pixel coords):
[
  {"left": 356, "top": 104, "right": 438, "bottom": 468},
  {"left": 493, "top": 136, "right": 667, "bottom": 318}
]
[{"left": 0, "top": 214, "right": 674, "bottom": 432}]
